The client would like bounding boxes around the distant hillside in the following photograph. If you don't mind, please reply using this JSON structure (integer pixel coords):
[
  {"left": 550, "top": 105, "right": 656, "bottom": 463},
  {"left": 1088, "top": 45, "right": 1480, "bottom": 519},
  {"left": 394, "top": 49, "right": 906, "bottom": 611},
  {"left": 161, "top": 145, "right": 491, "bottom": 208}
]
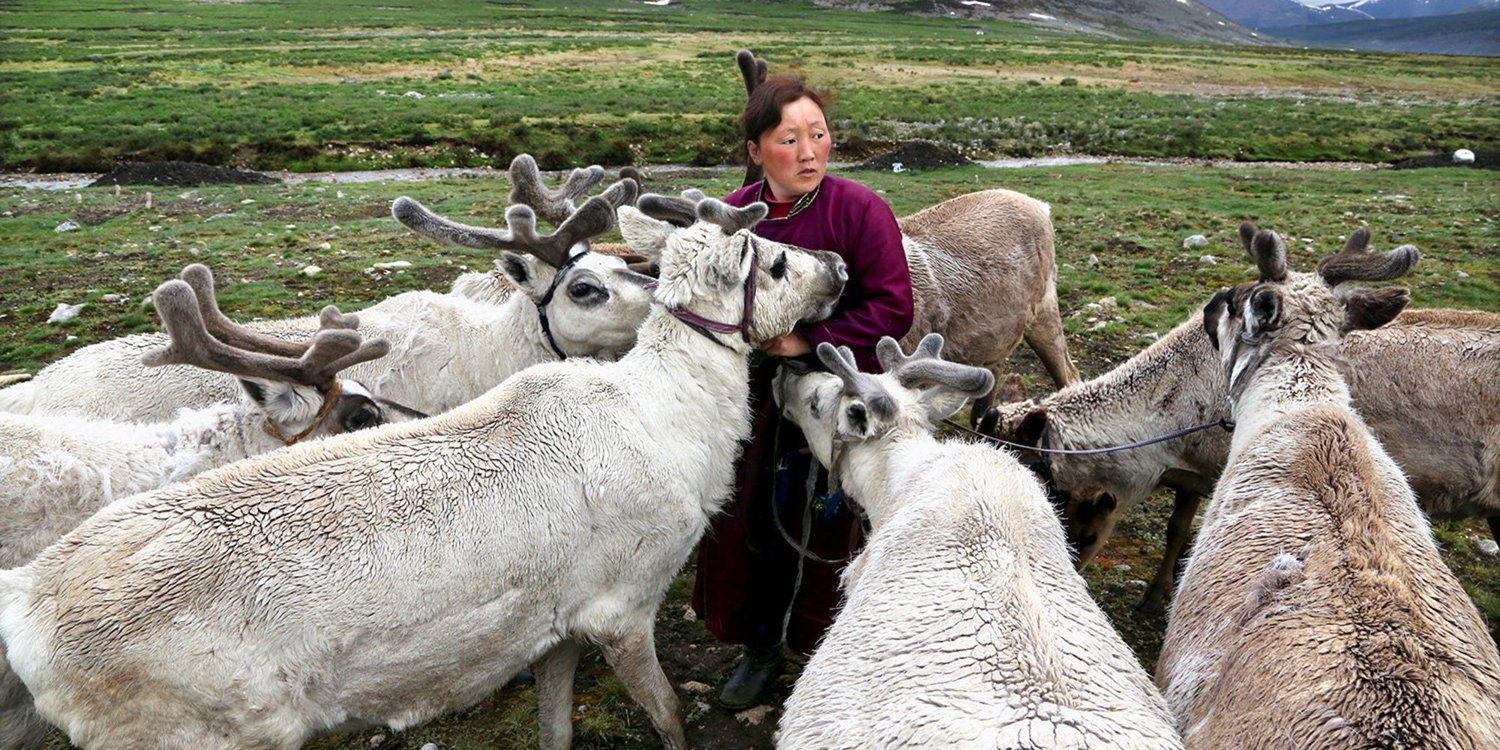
[
  {"left": 1268, "top": 6, "right": 1500, "bottom": 54},
  {"left": 812, "top": 0, "right": 1266, "bottom": 45},
  {"left": 1200, "top": 0, "right": 1369, "bottom": 29},
  {"left": 1325, "top": 0, "right": 1500, "bottom": 20}
]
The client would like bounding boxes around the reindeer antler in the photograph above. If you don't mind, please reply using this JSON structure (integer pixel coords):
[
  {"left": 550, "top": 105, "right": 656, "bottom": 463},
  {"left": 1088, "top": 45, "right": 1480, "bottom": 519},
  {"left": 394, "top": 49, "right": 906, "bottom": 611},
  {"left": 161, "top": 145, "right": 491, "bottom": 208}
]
[
  {"left": 142, "top": 278, "right": 389, "bottom": 389},
  {"left": 1248, "top": 229, "right": 1289, "bottom": 283},
  {"left": 876, "top": 334, "right": 994, "bottom": 398},
  {"left": 507, "top": 154, "right": 606, "bottom": 227},
  {"left": 736, "top": 49, "right": 770, "bottom": 188},
  {"left": 392, "top": 178, "right": 638, "bottom": 267},
  {"left": 178, "top": 264, "right": 357, "bottom": 359},
  {"left": 637, "top": 189, "right": 709, "bottom": 228},
  {"left": 1316, "top": 227, "right": 1420, "bottom": 286}
]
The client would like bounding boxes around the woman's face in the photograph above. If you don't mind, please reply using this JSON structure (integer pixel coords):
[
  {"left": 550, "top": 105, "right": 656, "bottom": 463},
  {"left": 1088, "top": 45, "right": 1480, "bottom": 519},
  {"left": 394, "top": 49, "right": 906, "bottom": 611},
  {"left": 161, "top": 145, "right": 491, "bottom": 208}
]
[{"left": 747, "top": 96, "right": 831, "bottom": 202}]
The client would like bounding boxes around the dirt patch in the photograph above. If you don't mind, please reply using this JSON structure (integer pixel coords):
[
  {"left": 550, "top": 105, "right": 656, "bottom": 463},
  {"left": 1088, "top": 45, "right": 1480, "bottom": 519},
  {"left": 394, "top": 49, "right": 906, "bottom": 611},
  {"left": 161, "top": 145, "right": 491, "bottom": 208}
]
[
  {"left": 850, "top": 140, "right": 973, "bottom": 172},
  {"left": 89, "top": 161, "right": 281, "bottom": 188},
  {"left": 1391, "top": 150, "right": 1499, "bottom": 171}
]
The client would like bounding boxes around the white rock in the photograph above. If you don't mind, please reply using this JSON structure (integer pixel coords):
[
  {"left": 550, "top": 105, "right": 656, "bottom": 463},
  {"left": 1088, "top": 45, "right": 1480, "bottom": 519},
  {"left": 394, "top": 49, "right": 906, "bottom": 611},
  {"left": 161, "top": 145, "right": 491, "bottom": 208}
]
[
  {"left": 318, "top": 241, "right": 332, "bottom": 250},
  {"left": 47, "top": 303, "right": 85, "bottom": 323},
  {"left": 101, "top": 293, "right": 124, "bottom": 303},
  {"left": 1456, "top": 270, "right": 1470, "bottom": 278},
  {"left": 65, "top": 335, "right": 78, "bottom": 342},
  {"left": 240, "top": 198, "right": 256, "bottom": 204},
  {"left": 302, "top": 265, "right": 323, "bottom": 277},
  {"left": 1453, "top": 148, "right": 1475, "bottom": 165},
  {"left": 1182, "top": 234, "right": 1208, "bottom": 249},
  {"left": 680, "top": 681, "right": 713, "bottom": 695},
  {"left": 1199, "top": 255, "right": 1217, "bottom": 265},
  {"left": 1087, "top": 254, "right": 1099, "bottom": 267},
  {"left": 1477, "top": 538, "right": 1499, "bottom": 556},
  {"left": 54, "top": 220, "right": 80, "bottom": 233},
  {"left": 373, "top": 261, "right": 412, "bottom": 270},
  {"left": 1096, "top": 295, "right": 1118, "bottom": 311},
  {"left": 420, "top": 745, "right": 438, "bottom": 750},
  {"left": 891, "top": 162, "right": 905, "bottom": 173},
  {"left": 1114, "top": 563, "right": 1132, "bottom": 572},
  {"left": 403, "top": 90, "right": 425, "bottom": 99}
]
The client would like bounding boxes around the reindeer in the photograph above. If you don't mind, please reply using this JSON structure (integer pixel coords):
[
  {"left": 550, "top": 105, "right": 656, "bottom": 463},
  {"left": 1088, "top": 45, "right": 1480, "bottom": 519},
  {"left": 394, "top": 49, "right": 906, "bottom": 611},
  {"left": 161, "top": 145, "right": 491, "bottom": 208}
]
[
  {"left": 0, "top": 268, "right": 424, "bottom": 750},
  {"left": 1156, "top": 227, "right": 1500, "bottom": 748},
  {"left": 979, "top": 225, "right": 1500, "bottom": 612},
  {"left": 774, "top": 335, "right": 1180, "bottom": 749},
  {"left": 0, "top": 160, "right": 650, "bottom": 421}
]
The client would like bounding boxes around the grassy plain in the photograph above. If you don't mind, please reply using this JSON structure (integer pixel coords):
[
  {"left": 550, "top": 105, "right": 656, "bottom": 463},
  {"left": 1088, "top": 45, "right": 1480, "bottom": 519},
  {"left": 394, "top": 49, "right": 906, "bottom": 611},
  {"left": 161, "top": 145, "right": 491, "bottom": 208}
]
[
  {"left": 9, "top": 162, "right": 1500, "bottom": 750},
  {"left": 3, "top": 0, "right": 1499, "bottom": 171},
  {"left": 3, "top": 0, "right": 1499, "bottom": 748}
]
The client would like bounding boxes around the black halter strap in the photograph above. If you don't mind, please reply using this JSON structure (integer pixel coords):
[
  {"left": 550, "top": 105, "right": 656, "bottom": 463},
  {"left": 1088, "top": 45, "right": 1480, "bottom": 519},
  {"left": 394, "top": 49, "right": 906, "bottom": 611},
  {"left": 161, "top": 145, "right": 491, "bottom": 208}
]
[{"left": 534, "top": 249, "right": 590, "bottom": 360}]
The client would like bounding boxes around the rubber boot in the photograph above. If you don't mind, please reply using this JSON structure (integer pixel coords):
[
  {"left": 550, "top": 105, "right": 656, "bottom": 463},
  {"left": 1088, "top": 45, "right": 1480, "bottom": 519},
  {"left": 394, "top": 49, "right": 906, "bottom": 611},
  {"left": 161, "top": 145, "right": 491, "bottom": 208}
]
[{"left": 718, "top": 643, "right": 785, "bottom": 710}]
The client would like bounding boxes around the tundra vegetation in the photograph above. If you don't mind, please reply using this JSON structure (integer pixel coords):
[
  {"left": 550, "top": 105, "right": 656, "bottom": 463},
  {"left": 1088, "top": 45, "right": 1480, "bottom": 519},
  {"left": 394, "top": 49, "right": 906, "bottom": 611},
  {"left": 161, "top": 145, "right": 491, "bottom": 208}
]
[{"left": 1, "top": 1, "right": 1497, "bottom": 748}]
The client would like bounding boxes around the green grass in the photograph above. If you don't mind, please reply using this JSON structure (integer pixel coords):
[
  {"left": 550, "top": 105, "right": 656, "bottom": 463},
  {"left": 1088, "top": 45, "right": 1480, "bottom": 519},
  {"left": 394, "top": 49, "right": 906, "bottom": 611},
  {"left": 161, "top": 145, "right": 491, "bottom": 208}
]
[
  {"left": 11, "top": 165, "right": 1500, "bottom": 750},
  {"left": 3, "top": 0, "right": 1498, "bottom": 171}
]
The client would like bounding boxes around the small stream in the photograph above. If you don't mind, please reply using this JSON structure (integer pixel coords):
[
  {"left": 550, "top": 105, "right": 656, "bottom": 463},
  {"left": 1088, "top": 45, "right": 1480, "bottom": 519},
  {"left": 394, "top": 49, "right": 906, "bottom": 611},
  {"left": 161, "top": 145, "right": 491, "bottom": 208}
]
[{"left": 0, "top": 157, "right": 1383, "bottom": 192}]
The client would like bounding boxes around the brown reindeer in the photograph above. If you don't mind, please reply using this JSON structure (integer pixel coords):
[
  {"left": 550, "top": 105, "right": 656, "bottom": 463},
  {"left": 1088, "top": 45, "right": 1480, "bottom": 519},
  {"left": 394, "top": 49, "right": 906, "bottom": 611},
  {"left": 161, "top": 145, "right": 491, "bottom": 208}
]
[{"left": 1157, "top": 227, "right": 1500, "bottom": 749}]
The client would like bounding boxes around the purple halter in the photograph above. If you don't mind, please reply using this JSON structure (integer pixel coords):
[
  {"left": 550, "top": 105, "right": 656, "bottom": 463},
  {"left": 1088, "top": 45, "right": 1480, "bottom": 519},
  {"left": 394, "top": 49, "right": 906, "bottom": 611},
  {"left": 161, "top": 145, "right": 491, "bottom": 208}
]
[{"left": 665, "top": 235, "right": 759, "bottom": 347}]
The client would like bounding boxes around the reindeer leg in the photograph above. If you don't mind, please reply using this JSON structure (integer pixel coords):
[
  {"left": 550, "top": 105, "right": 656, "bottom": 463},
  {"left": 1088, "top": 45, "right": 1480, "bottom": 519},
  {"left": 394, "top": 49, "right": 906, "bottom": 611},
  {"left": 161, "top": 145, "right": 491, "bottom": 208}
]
[
  {"left": 535, "top": 639, "right": 582, "bottom": 750},
  {"left": 598, "top": 622, "right": 687, "bottom": 750},
  {"left": 1023, "top": 287, "right": 1082, "bottom": 388},
  {"left": 1139, "top": 488, "right": 1202, "bottom": 614}
]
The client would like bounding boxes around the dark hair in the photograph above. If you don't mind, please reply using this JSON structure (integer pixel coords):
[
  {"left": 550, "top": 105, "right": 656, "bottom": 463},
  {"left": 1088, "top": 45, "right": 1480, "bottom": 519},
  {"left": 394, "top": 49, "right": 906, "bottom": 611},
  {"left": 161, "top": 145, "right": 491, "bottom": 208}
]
[{"left": 738, "top": 75, "right": 830, "bottom": 146}]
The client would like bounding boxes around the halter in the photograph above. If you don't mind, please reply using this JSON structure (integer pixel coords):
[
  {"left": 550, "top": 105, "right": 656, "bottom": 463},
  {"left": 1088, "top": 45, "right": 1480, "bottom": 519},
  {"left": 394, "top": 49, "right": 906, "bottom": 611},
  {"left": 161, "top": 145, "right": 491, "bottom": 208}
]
[
  {"left": 944, "top": 416, "right": 1234, "bottom": 456},
  {"left": 664, "top": 235, "right": 760, "bottom": 350},
  {"left": 533, "top": 249, "right": 591, "bottom": 360},
  {"left": 263, "top": 378, "right": 343, "bottom": 446}
]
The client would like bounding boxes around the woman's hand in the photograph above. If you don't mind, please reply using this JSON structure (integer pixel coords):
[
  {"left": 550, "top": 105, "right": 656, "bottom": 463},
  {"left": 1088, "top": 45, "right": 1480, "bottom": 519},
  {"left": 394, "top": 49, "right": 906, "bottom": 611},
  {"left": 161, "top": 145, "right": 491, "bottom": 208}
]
[{"left": 760, "top": 332, "right": 811, "bottom": 357}]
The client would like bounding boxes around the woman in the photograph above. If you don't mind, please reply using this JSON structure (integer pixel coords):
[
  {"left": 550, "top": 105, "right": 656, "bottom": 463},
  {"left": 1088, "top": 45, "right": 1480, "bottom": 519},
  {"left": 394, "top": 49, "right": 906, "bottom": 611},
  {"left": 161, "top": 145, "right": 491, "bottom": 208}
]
[{"left": 690, "top": 75, "right": 914, "bottom": 710}]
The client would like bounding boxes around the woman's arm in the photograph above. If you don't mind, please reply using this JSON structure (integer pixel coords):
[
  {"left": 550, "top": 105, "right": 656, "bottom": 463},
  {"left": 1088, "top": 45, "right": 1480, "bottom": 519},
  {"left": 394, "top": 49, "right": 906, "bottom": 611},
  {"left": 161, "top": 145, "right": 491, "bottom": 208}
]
[{"left": 802, "top": 196, "right": 913, "bottom": 371}]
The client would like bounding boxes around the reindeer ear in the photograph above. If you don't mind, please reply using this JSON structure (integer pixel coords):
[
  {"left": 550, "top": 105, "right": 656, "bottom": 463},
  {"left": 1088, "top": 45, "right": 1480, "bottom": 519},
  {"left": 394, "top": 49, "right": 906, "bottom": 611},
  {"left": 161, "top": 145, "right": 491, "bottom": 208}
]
[
  {"left": 1244, "top": 288, "right": 1281, "bottom": 339},
  {"left": 838, "top": 401, "right": 873, "bottom": 441},
  {"left": 1203, "top": 289, "right": 1233, "bottom": 350},
  {"left": 1338, "top": 286, "right": 1409, "bottom": 332},
  {"left": 497, "top": 251, "right": 537, "bottom": 292},
  {"left": 1016, "top": 407, "right": 1048, "bottom": 448}
]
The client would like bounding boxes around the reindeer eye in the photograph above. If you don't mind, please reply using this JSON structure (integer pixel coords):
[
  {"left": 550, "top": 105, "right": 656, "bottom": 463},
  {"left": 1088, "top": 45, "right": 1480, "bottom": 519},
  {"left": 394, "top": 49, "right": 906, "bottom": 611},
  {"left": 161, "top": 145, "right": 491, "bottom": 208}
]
[
  {"left": 569, "top": 281, "right": 604, "bottom": 302},
  {"left": 770, "top": 252, "right": 788, "bottom": 280},
  {"left": 809, "top": 392, "right": 822, "bottom": 417},
  {"left": 344, "top": 404, "right": 382, "bottom": 431}
]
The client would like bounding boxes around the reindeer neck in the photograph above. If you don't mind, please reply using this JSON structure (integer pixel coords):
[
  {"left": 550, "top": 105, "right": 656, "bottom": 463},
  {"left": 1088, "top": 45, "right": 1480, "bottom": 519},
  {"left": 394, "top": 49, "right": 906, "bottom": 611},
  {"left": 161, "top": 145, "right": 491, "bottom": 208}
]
[
  {"left": 617, "top": 307, "right": 752, "bottom": 424},
  {"left": 837, "top": 428, "right": 941, "bottom": 530},
  {"left": 1230, "top": 342, "right": 1351, "bottom": 447},
  {"left": 154, "top": 401, "right": 279, "bottom": 476},
  {"left": 1049, "top": 313, "right": 1223, "bottom": 440}
]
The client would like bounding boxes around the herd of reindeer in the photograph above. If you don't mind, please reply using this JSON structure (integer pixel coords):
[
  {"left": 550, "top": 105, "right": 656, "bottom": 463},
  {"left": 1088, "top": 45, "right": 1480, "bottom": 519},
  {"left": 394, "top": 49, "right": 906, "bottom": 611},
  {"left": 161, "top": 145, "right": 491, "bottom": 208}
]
[{"left": 0, "top": 52, "right": 1496, "bottom": 750}]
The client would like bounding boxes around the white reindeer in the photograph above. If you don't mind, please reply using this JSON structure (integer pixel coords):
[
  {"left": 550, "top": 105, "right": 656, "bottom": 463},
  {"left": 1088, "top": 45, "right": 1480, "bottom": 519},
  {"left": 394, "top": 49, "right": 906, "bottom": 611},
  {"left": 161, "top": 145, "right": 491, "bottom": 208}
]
[
  {"left": 774, "top": 336, "right": 1180, "bottom": 749},
  {"left": 1157, "top": 227, "right": 1500, "bottom": 748},
  {"left": 0, "top": 270, "right": 424, "bottom": 750},
  {"left": 0, "top": 160, "right": 650, "bottom": 421},
  {"left": 0, "top": 196, "right": 846, "bottom": 750}
]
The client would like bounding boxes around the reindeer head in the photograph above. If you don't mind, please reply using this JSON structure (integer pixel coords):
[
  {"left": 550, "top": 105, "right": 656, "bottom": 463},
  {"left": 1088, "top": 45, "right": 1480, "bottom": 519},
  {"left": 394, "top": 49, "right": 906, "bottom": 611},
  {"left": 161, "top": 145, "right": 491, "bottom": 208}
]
[
  {"left": 620, "top": 192, "right": 847, "bottom": 348},
  {"left": 392, "top": 156, "right": 654, "bottom": 359},
  {"left": 1203, "top": 223, "right": 1418, "bottom": 395},
  {"left": 773, "top": 334, "right": 994, "bottom": 469},
  {"left": 142, "top": 265, "right": 426, "bottom": 444}
]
